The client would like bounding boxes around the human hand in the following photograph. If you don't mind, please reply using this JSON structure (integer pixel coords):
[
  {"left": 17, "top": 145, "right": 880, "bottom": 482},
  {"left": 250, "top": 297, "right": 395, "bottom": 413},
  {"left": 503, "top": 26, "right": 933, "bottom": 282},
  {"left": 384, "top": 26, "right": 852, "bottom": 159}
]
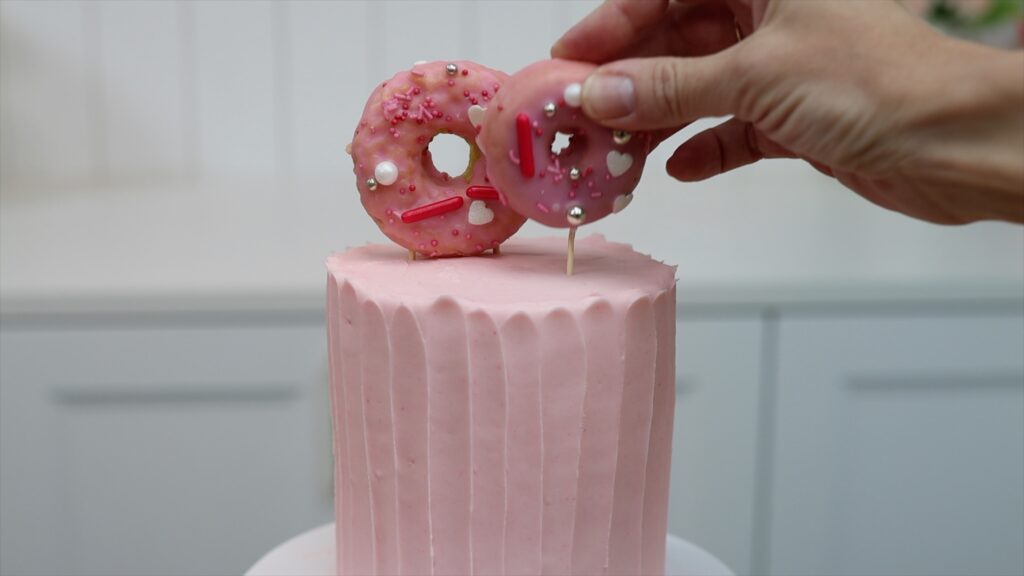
[{"left": 552, "top": 0, "right": 1024, "bottom": 224}]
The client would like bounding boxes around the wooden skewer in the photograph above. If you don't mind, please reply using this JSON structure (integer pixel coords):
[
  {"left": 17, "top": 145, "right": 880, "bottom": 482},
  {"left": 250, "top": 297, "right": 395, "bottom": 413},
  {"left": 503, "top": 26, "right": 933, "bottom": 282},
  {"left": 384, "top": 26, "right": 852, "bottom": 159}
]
[
  {"left": 566, "top": 225, "right": 578, "bottom": 276},
  {"left": 408, "top": 249, "right": 416, "bottom": 261},
  {"left": 492, "top": 245, "right": 501, "bottom": 255}
]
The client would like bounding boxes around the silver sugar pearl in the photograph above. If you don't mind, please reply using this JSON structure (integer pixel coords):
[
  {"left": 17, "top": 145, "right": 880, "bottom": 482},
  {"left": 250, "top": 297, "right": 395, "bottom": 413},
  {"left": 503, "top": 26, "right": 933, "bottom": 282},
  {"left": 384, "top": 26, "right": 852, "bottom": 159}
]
[
  {"left": 365, "top": 177, "right": 378, "bottom": 191},
  {"left": 566, "top": 205, "right": 586, "bottom": 226},
  {"left": 569, "top": 167, "right": 581, "bottom": 181},
  {"left": 543, "top": 101, "right": 557, "bottom": 118},
  {"left": 612, "top": 130, "right": 632, "bottom": 145},
  {"left": 445, "top": 63, "right": 458, "bottom": 76}
]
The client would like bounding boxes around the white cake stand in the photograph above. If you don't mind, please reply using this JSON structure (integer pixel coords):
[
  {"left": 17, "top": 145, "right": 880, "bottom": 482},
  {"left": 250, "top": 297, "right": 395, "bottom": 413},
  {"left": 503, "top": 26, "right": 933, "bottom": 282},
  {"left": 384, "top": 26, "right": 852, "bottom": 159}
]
[{"left": 246, "top": 523, "right": 733, "bottom": 576}]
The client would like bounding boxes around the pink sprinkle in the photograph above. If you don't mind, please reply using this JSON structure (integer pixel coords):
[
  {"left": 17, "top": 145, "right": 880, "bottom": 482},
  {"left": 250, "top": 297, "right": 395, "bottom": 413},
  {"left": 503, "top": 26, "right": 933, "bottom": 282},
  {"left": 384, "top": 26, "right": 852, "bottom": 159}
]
[
  {"left": 469, "top": 97, "right": 478, "bottom": 104},
  {"left": 481, "top": 90, "right": 489, "bottom": 97},
  {"left": 492, "top": 83, "right": 500, "bottom": 91},
  {"left": 465, "top": 233, "right": 472, "bottom": 239},
  {"left": 411, "top": 69, "right": 425, "bottom": 77},
  {"left": 463, "top": 90, "right": 470, "bottom": 97},
  {"left": 451, "top": 229, "right": 459, "bottom": 236},
  {"left": 448, "top": 79, "right": 455, "bottom": 86},
  {"left": 590, "top": 191, "right": 603, "bottom": 198},
  {"left": 476, "top": 244, "right": 483, "bottom": 251},
  {"left": 535, "top": 202, "right": 550, "bottom": 213},
  {"left": 605, "top": 173, "right": 612, "bottom": 180},
  {"left": 445, "top": 115, "right": 453, "bottom": 121},
  {"left": 491, "top": 240, "right": 500, "bottom": 247},
  {"left": 568, "top": 191, "right": 576, "bottom": 198},
  {"left": 431, "top": 239, "right": 439, "bottom": 247},
  {"left": 413, "top": 87, "right": 421, "bottom": 95},
  {"left": 399, "top": 187, "right": 407, "bottom": 195},
  {"left": 508, "top": 149, "right": 520, "bottom": 165},
  {"left": 497, "top": 104, "right": 504, "bottom": 111}
]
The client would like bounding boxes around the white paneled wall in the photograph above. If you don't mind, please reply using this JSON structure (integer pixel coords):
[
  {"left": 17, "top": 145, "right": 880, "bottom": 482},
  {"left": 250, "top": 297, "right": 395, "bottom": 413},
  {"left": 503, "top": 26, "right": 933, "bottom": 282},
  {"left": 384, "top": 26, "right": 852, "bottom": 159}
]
[
  {"left": 0, "top": 0, "right": 600, "bottom": 187},
  {"left": 2, "top": 0, "right": 1022, "bottom": 299}
]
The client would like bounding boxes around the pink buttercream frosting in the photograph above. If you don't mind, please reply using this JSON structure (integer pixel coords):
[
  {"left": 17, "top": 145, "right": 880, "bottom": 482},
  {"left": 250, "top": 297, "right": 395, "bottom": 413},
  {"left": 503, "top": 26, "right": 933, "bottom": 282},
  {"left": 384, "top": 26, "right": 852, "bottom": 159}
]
[{"left": 326, "top": 235, "right": 677, "bottom": 575}]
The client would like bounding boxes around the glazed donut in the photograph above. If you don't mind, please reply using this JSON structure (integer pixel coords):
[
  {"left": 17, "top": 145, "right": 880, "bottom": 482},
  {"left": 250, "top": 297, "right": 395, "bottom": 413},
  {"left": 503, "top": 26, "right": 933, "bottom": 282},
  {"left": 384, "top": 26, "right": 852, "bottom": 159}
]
[
  {"left": 350, "top": 60, "right": 526, "bottom": 257},
  {"left": 479, "top": 59, "right": 653, "bottom": 228}
]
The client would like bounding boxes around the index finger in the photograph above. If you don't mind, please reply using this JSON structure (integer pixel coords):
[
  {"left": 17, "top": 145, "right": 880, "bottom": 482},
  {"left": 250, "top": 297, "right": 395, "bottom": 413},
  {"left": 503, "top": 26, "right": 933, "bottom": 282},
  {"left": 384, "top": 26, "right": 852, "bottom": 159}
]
[{"left": 551, "top": 0, "right": 669, "bottom": 63}]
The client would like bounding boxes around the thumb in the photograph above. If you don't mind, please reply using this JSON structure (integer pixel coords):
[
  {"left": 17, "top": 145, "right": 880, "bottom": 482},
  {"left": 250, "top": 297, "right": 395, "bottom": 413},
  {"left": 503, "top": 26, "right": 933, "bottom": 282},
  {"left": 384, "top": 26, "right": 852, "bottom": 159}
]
[{"left": 582, "top": 50, "right": 745, "bottom": 130}]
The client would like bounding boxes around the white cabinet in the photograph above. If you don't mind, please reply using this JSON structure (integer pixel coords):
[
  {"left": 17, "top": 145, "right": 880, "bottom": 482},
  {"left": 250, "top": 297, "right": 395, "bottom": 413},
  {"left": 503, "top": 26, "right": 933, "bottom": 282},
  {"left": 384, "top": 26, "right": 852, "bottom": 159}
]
[
  {"left": 769, "top": 310, "right": 1024, "bottom": 576},
  {"left": 671, "top": 315, "right": 763, "bottom": 576},
  {"left": 3, "top": 302, "right": 1022, "bottom": 576},
  {"left": 0, "top": 315, "right": 333, "bottom": 576}
]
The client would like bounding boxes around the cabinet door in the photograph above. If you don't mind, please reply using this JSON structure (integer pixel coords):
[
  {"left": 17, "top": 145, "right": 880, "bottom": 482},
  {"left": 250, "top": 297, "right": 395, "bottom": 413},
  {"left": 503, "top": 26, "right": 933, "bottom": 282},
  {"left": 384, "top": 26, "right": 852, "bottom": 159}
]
[
  {"left": 770, "top": 311, "right": 1024, "bottom": 576},
  {"left": 0, "top": 319, "right": 332, "bottom": 576},
  {"left": 671, "top": 315, "right": 764, "bottom": 575}
]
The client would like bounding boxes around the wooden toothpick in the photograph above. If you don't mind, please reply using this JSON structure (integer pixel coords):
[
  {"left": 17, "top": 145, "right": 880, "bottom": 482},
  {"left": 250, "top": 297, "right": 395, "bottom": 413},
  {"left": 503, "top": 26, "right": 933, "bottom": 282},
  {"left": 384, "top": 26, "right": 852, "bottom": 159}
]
[{"left": 566, "top": 225, "right": 578, "bottom": 276}]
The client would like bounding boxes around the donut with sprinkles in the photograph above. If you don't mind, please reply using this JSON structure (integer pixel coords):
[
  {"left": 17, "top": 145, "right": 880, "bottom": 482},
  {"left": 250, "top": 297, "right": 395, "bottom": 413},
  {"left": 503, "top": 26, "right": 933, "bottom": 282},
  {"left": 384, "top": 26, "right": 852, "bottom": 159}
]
[
  {"left": 479, "top": 59, "right": 653, "bottom": 228},
  {"left": 349, "top": 60, "right": 526, "bottom": 257}
]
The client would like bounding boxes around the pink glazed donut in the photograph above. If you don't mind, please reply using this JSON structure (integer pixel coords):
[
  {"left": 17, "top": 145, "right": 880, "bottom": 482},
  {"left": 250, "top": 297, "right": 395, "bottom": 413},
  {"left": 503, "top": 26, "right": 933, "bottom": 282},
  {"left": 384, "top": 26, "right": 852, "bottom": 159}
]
[
  {"left": 479, "top": 59, "right": 653, "bottom": 228},
  {"left": 350, "top": 61, "right": 526, "bottom": 257}
]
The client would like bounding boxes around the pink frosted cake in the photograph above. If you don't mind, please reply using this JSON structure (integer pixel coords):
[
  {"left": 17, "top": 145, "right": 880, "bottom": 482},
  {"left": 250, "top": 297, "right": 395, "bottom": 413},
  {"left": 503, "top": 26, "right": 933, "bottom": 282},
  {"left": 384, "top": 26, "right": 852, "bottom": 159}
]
[{"left": 326, "top": 234, "right": 676, "bottom": 575}]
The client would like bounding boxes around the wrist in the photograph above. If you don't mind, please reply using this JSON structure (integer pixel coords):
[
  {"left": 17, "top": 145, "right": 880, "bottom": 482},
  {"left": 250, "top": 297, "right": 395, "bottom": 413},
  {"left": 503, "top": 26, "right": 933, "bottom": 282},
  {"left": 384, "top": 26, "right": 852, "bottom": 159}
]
[{"left": 901, "top": 44, "right": 1024, "bottom": 221}]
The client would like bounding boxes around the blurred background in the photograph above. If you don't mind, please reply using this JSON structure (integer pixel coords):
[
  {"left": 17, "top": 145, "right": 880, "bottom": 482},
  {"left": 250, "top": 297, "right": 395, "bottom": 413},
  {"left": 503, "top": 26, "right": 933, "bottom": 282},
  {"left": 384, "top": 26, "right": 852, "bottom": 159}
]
[{"left": 1, "top": 1, "right": 1022, "bottom": 575}]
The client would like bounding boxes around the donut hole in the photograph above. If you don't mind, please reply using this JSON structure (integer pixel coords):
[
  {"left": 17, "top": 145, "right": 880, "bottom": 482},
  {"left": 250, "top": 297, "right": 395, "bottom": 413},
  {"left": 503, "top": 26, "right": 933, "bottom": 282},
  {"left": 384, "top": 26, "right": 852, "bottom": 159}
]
[
  {"left": 550, "top": 130, "right": 585, "bottom": 159},
  {"left": 424, "top": 133, "right": 472, "bottom": 180}
]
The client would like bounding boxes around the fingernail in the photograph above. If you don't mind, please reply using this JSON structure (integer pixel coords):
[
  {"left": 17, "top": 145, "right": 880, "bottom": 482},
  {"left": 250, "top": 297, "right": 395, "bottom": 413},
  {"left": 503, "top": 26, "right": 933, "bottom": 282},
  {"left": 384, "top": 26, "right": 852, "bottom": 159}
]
[{"left": 583, "top": 73, "right": 635, "bottom": 120}]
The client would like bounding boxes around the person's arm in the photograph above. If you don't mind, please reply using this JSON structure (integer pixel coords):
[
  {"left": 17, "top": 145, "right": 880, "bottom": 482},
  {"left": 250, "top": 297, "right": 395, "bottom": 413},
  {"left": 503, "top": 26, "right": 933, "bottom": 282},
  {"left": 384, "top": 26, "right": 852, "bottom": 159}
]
[{"left": 552, "top": 0, "right": 1024, "bottom": 224}]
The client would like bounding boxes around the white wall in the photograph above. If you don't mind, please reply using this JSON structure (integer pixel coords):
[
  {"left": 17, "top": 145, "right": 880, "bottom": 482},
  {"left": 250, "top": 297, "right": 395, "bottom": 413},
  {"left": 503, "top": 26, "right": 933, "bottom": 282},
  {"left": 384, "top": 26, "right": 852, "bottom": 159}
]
[{"left": 2, "top": 0, "right": 1022, "bottom": 301}]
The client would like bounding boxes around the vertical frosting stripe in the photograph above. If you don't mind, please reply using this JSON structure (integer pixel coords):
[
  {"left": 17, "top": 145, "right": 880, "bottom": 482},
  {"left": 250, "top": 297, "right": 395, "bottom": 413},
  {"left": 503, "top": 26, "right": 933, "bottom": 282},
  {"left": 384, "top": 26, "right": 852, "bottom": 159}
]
[
  {"left": 326, "top": 276, "right": 351, "bottom": 573},
  {"left": 467, "top": 310, "right": 507, "bottom": 576},
  {"left": 339, "top": 282, "right": 376, "bottom": 573},
  {"left": 571, "top": 300, "right": 627, "bottom": 575},
  {"left": 361, "top": 301, "right": 398, "bottom": 575},
  {"left": 540, "top": 309, "right": 587, "bottom": 575},
  {"left": 501, "top": 313, "right": 543, "bottom": 574},
  {"left": 390, "top": 306, "right": 432, "bottom": 575},
  {"left": 424, "top": 297, "right": 472, "bottom": 575},
  {"left": 641, "top": 288, "right": 677, "bottom": 575},
  {"left": 608, "top": 298, "right": 658, "bottom": 574}
]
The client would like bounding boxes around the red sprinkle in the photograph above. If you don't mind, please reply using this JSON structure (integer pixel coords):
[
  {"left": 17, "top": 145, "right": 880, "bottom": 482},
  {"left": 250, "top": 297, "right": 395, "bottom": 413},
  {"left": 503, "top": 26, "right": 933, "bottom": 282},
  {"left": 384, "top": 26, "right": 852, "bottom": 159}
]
[
  {"left": 401, "top": 196, "right": 464, "bottom": 224},
  {"left": 409, "top": 184, "right": 416, "bottom": 192},
  {"left": 516, "top": 113, "right": 535, "bottom": 178},
  {"left": 461, "top": 69, "right": 468, "bottom": 76},
  {"left": 466, "top": 185, "right": 500, "bottom": 200}
]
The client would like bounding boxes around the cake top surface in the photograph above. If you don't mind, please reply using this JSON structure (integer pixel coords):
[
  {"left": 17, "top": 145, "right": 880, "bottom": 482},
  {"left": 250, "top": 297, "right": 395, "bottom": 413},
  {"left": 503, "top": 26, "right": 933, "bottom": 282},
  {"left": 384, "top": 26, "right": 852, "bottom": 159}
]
[{"left": 327, "top": 234, "right": 675, "bottom": 309}]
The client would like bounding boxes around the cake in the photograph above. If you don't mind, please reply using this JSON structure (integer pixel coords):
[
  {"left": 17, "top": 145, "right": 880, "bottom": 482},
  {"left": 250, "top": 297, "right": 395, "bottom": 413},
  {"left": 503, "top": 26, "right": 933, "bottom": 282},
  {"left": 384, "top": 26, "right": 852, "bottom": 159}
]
[{"left": 326, "top": 234, "right": 677, "bottom": 575}]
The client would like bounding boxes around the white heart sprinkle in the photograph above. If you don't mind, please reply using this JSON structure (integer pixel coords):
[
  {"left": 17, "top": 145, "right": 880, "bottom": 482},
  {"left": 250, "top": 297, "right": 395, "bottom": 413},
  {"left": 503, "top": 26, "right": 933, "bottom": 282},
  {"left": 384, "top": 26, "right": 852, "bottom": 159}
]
[
  {"left": 413, "top": 60, "right": 428, "bottom": 66},
  {"left": 563, "top": 83, "right": 582, "bottom": 107},
  {"left": 606, "top": 151, "right": 633, "bottom": 177},
  {"left": 467, "top": 200, "right": 495, "bottom": 225},
  {"left": 374, "top": 161, "right": 398, "bottom": 185},
  {"left": 612, "top": 193, "right": 633, "bottom": 214},
  {"left": 467, "top": 104, "right": 486, "bottom": 128}
]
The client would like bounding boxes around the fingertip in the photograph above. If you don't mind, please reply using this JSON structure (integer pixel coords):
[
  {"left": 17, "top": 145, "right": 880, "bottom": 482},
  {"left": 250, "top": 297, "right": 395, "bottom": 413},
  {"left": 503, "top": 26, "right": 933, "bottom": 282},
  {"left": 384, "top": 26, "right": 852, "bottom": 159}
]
[{"left": 666, "top": 137, "right": 719, "bottom": 181}]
